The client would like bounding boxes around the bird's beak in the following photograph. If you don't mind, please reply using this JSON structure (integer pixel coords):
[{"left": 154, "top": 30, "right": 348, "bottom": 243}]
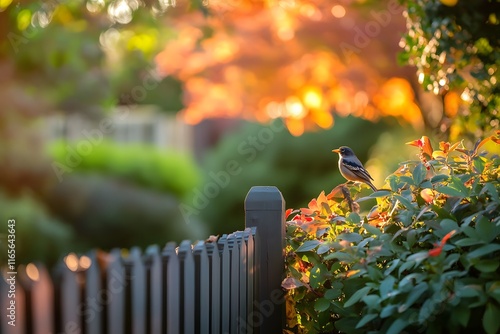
[{"left": 332, "top": 148, "right": 340, "bottom": 153}]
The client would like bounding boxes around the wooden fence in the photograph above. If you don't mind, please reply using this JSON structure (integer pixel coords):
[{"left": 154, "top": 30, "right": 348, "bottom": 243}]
[{"left": 0, "top": 186, "right": 286, "bottom": 334}]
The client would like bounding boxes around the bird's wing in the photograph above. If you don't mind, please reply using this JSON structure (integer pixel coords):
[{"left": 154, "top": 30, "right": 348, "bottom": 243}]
[{"left": 343, "top": 158, "right": 374, "bottom": 181}]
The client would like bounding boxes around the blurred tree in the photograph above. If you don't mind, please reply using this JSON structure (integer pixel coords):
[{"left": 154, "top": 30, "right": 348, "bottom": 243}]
[
  {"left": 0, "top": 0, "right": 196, "bottom": 265},
  {"left": 155, "top": 0, "right": 426, "bottom": 135},
  {"left": 400, "top": 0, "right": 499, "bottom": 139}
]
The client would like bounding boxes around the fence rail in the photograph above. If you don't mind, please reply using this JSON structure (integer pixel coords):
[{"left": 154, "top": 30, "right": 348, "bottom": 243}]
[{"left": 1, "top": 186, "right": 286, "bottom": 334}]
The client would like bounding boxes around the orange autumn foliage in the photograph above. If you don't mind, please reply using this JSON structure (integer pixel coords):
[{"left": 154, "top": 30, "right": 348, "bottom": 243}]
[{"left": 155, "top": 0, "right": 423, "bottom": 135}]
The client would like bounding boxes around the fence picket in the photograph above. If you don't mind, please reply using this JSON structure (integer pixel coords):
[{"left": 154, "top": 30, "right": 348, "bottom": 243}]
[
  {"left": 193, "top": 241, "right": 210, "bottom": 334},
  {"left": 245, "top": 228, "right": 255, "bottom": 334},
  {"left": 107, "top": 248, "right": 125, "bottom": 334},
  {"left": 238, "top": 231, "right": 248, "bottom": 333},
  {"left": 85, "top": 251, "right": 102, "bottom": 334},
  {"left": 206, "top": 242, "right": 220, "bottom": 334},
  {"left": 228, "top": 233, "right": 240, "bottom": 334},
  {"left": 164, "top": 242, "right": 179, "bottom": 334},
  {"left": 130, "top": 247, "right": 146, "bottom": 334},
  {"left": 179, "top": 240, "right": 195, "bottom": 334},
  {"left": 145, "top": 245, "right": 162, "bottom": 334},
  {"left": 219, "top": 234, "right": 230, "bottom": 334}
]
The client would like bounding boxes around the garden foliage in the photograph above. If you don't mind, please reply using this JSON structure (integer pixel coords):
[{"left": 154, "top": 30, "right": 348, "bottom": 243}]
[{"left": 284, "top": 134, "right": 500, "bottom": 333}]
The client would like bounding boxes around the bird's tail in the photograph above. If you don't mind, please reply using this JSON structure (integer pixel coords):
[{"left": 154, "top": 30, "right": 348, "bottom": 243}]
[{"left": 366, "top": 181, "right": 378, "bottom": 192}]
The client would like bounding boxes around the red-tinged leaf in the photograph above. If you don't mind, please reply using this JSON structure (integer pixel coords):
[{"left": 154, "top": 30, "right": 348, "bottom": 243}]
[
  {"left": 406, "top": 139, "right": 421, "bottom": 147},
  {"left": 308, "top": 198, "right": 320, "bottom": 211},
  {"left": 439, "top": 141, "right": 450, "bottom": 153},
  {"left": 473, "top": 137, "right": 491, "bottom": 156},
  {"left": 285, "top": 208, "right": 293, "bottom": 218},
  {"left": 420, "top": 188, "right": 435, "bottom": 204},
  {"left": 281, "top": 276, "right": 305, "bottom": 290},
  {"left": 420, "top": 136, "right": 434, "bottom": 157},
  {"left": 317, "top": 191, "right": 328, "bottom": 206},
  {"left": 428, "top": 230, "right": 456, "bottom": 257},
  {"left": 428, "top": 246, "right": 442, "bottom": 257},
  {"left": 301, "top": 207, "right": 314, "bottom": 215},
  {"left": 449, "top": 141, "right": 461, "bottom": 151},
  {"left": 327, "top": 186, "right": 344, "bottom": 199},
  {"left": 441, "top": 230, "right": 456, "bottom": 244}
]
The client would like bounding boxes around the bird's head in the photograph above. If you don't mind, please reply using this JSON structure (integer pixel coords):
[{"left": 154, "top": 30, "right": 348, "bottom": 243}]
[{"left": 332, "top": 146, "right": 354, "bottom": 157}]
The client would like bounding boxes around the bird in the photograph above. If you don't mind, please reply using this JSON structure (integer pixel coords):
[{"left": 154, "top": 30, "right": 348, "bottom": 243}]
[{"left": 332, "top": 146, "right": 377, "bottom": 192}]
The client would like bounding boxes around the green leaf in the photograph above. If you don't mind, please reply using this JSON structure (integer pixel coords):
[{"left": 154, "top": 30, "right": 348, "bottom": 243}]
[
  {"left": 344, "top": 286, "right": 371, "bottom": 308},
  {"left": 384, "top": 259, "right": 400, "bottom": 276},
  {"left": 380, "top": 305, "right": 396, "bottom": 318},
  {"left": 454, "top": 305, "right": 470, "bottom": 327},
  {"left": 406, "top": 230, "right": 417, "bottom": 248},
  {"left": 398, "top": 260, "right": 416, "bottom": 277},
  {"left": 412, "top": 163, "right": 425, "bottom": 185},
  {"left": 483, "top": 303, "right": 500, "bottom": 334},
  {"left": 431, "top": 174, "right": 449, "bottom": 184},
  {"left": 310, "top": 263, "right": 329, "bottom": 289},
  {"left": 295, "top": 240, "right": 320, "bottom": 252},
  {"left": 380, "top": 275, "right": 396, "bottom": 299},
  {"left": 363, "top": 223, "right": 381, "bottom": 236},
  {"left": 450, "top": 176, "right": 470, "bottom": 196},
  {"left": 439, "top": 218, "right": 459, "bottom": 234},
  {"left": 436, "top": 186, "right": 465, "bottom": 197},
  {"left": 476, "top": 216, "right": 500, "bottom": 243},
  {"left": 474, "top": 259, "right": 500, "bottom": 273},
  {"left": 394, "top": 195, "right": 415, "bottom": 210},
  {"left": 418, "top": 298, "right": 435, "bottom": 323},
  {"left": 314, "top": 298, "right": 331, "bottom": 312},
  {"left": 386, "top": 317, "right": 409, "bottom": 334},
  {"left": 324, "top": 251, "right": 355, "bottom": 262},
  {"left": 362, "top": 294, "right": 380, "bottom": 309},
  {"left": 369, "top": 190, "right": 392, "bottom": 198},
  {"left": 457, "top": 285, "right": 483, "bottom": 298},
  {"left": 443, "top": 253, "right": 460, "bottom": 270},
  {"left": 484, "top": 182, "right": 499, "bottom": 202},
  {"left": 324, "top": 288, "right": 341, "bottom": 300},
  {"left": 399, "top": 176, "right": 415, "bottom": 186},
  {"left": 338, "top": 233, "right": 362, "bottom": 243},
  {"left": 398, "top": 282, "right": 427, "bottom": 313},
  {"left": 467, "top": 244, "right": 500, "bottom": 259},
  {"left": 355, "top": 313, "right": 378, "bottom": 329},
  {"left": 317, "top": 242, "right": 331, "bottom": 255},
  {"left": 454, "top": 237, "right": 485, "bottom": 247},
  {"left": 347, "top": 212, "right": 361, "bottom": 224}
]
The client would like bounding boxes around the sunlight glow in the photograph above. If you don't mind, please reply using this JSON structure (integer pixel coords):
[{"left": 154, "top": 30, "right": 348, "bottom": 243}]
[
  {"left": 331, "top": 5, "right": 346, "bottom": 18},
  {"left": 108, "top": 0, "right": 133, "bottom": 24},
  {"left": 26, "top": 263, "right": 40, "bottom": 281},
  {"left": 86, "top": 0, "right": 105, "bottom": 13},
  {"left": 303, "top": 88, "right": 322, "bottom": 109},
  {"left": 79, "top": 256, "right": 92, "bottom": 270},
  {"left": 285, "top": 96, "right": 306, "bottom": 119},
  {"left": 65, "top": 253, "right": 79, "bottom": 272}
]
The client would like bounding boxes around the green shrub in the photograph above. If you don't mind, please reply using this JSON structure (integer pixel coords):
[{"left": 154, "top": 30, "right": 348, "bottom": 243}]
[
  {"left": 284, "top": 134, "right": 500, "bottom": 334},
  {"left": 0, "top": 192, "right": 75, "bottom": 267},
  {"left": 48, "top": 140, "right": 201, "bottom": 200}
]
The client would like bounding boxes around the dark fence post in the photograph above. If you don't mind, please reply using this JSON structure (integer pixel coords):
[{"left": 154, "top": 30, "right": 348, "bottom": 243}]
[{"left": 245, "top": 186, "right": 286, "bottom": 333}]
